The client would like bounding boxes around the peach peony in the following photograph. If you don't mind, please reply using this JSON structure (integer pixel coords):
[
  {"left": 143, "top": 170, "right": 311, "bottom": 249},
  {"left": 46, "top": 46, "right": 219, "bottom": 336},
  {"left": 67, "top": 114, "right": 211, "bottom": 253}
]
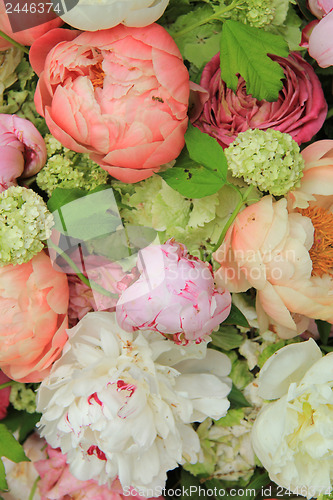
[
  {"left": 213, "top": 195, "right": 333, "bottom": 338},
  {"left": 0, "top": 0, "right": 63, "bottom": 51},
  {"left": 29, "top": 25, "right": 190, "bottom": 183},
  {"left": 0, "top": 250, "right": 69, "bottom": 382}
]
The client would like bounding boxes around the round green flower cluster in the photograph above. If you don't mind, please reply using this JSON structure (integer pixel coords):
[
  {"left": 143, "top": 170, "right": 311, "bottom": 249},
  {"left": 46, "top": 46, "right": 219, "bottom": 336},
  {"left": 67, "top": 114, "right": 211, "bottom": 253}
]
[
  {"left": 0, "top": 186, "right": 54, "bottom": 266},
  {"left": 9, "top": 382, "right": 36, "bottom": 414},
  {"left": 230, "top": 0, "right": 275, "bottom": 28},
  {"left": 37, "top": 135, "right": 109, "bottom": 196},
  {"left": 225, "top": 128, "right": 304, "bottom": 196}
]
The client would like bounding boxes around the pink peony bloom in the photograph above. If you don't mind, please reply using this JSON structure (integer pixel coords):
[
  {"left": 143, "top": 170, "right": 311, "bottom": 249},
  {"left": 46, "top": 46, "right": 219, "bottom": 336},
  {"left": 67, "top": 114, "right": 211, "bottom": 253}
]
[
  {"left": 117, "top": 240, "right": 231, "bottom": 344},
  {"left": 214, "top": 195, "right": 333, "bottom": 339},
  {"left": 0, "top": 114, "right": 47, "bottom": 192},
  {"left": 0, "top": 0, "right": 63, "bottom": 51},
  {"left": 307, "top": 10, "right": 333, "bottom": 67},
  {"left": 0, "top": 250, "right": 69, "bottom": 383},
  {"left": 35, "top": 445, "right": 162, "bottom": 500},
  {"left": 67, "top": 253, "right": 139, "bottom": 327},
  {"left": 29, "top": 25, "right": 190, "bottom": 183},
  {"left": 0, "top": 370, "right": 11, "bottom": 420},
  {"left": 192, "top": 52, "right": 327, "bottom": 148}
]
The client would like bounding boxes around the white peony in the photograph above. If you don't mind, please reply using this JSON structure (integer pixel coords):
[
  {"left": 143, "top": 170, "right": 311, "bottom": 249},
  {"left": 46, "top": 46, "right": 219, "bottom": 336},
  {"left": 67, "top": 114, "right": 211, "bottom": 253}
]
[
  {"left": 36, "top": 311, "right": 231, "bottom": 491},
  {"left": 251, "top": 339, "right": 333, "bottom": 498},
  {"left": 58, "top": 0, "right": 170, "bottom": 31}
]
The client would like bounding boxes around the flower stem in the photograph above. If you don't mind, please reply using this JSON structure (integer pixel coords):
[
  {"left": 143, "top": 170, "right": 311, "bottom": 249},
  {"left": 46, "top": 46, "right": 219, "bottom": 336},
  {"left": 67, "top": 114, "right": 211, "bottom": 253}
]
[
  {"left": 0, "top": 381, "right": 15, "bottom": 390},
  {"left": 0, "top": 30, "right": 29, "bottom": 54},
  {"left": 28, "top": 477, "right": 40, "bottom": 500},
  {"left": 47, "top": 240, "right": 118, "bottom": 299},
  {"left": 212, "top": 185, "right": 253, "bottom": 252},
  {"left": 169, "top": 0, "right": 243, "bottom": 39}
]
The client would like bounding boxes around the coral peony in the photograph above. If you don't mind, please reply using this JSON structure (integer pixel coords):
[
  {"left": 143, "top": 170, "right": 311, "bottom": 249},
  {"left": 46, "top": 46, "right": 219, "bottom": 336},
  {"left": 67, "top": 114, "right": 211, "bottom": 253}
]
[
  {"left": 288, "top": 140, "right": 333, "bottom": 210},
  {"left": 0, "top": 370, "right": 11, "bottom": 420},
  {"left": 252, "top": 339, "right": 333, "bottom": 498},
  {"left": 59, "top": 0, "right": 169, "bottom": 31},
  {"left": 0, "top": 0, "right": 63, "bottom": 51},
  {"left": 213, "top": 195, "right": 333, "bottom": 338},
  {"left": 116, "top": 240, "right": 231, "bottom": 344},
  {"left": 0, "top": 114, "right": 47, "bottom": 192},
  {"left": 0, "top": 250, "right": 69, "bottom": 382},
  {"left": 29, "top": 25, "right": 190, "bottom": 183},
  {"left": 37, "top": 312, "right": 231, "bottom": 491},
  {"left": 192, "top": 52, "right": 327, "bottom": 148}
]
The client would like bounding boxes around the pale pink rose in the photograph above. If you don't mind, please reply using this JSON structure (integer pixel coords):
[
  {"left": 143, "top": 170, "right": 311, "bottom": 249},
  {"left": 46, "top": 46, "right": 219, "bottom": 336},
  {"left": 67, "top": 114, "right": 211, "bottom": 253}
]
[
  {"left": 0, "top": 114, "right": 47, "bottom": 192},
  {"left": 307, "top": 10, "right": 333, "bottom": 66},
  {"left": 0, "top": 250, "right": 69, "bottom": 383},
  {"left": 213, "top": 196, "right": 333, "bottom": 338},
  {"left": 0, "top": 370, "right": 11, "bottom": 420},
  {"left": 34, "top": 445, "right": 163, "bottom": 500},
  {"left": 0, "top": 0, "right": 63, "bottom": 51},
  {"left": 192, "top": 52, "right": 327, "bottom": 148},
  {"left": 117, "top": 240, "right": 231, "bottom": 344},
  {"left": 29, "top": 25, "right": 190, "bottom": 183},
  {"left": 308, "top": 0, "right": 333, "bottom": 18},
  {"left": 288, "top": 140, "right": 333, "bottom": 209}
]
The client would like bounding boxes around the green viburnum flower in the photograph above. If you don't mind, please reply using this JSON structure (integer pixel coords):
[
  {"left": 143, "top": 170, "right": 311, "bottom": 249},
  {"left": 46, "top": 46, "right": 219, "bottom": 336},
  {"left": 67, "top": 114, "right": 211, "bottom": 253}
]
[
  {"left": 225, "top": 128, "right": 304, "bottom": 196},
  {"left": 0, "top": 186, "right": 54, "bottom": 266},
  {"left": 37, "top": 135, "right": 109, "bottom": 196},
  {"left": 113, "top": 175, "right": 261, "bottom": 259},
  {"left": 229, "top": 0, "right": 290, "bottom": 29},
  {"left": 9, "top": 382, "right": 36, "bottom": 413}
]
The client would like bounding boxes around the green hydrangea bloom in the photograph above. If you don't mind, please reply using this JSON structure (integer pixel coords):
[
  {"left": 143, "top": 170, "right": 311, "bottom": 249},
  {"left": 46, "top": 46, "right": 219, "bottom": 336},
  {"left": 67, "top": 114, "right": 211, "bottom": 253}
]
[
  {"left": 184, "top": 406, "right": 258, "bottom": 481},
  {"left": 9, "top": 382, "right": 36, "bottom": 413},
  {"left": 113, "top": 176, "right": 261, "bottom": 259},
  {"left": 0, "top": 186, "right": 54, "bottom": 266},
  {"left": 37, "top": 135, "right": 109, "bottom": 196},
  {"left": 230, "top": 0, "right": 275, "bottom": 28},
  {"left": 225, "top": 128, "right": 304, "bottom": 196}
]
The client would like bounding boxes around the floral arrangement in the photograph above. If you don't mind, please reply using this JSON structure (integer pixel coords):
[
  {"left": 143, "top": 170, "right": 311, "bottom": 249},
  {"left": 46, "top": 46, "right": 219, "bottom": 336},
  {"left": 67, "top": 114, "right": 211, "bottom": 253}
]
[{"left": 0, "top": 0, "right": 333, "bottom": 499}]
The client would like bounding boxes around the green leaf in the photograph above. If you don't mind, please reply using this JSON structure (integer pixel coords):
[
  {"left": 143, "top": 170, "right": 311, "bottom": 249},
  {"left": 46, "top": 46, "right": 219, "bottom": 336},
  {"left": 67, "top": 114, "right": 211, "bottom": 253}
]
[
  {"left": 228, "top": 384, "right": 252, "bottom": 409},
  {"left": 159, "top": 149, "right": 226, "bottom": 198},
  {"left": 18, "top": 413, "right": 41, "bottom": 443},
  {"left": 0, "top": 458, "right": 7, "bottom": 491},
  {"left": 223, "top": 303, "right": 250, "bottom": 328},
  {"left": 220, "top": 20, "right": 289, "bottom": 101},
  {"left": 49, "top": 187, "right": 122, "bottom": 241},
  {"left": 316, "top": 320, "right": 332, "bottom": 346},
  {"left": 180, "top": 469, "right": 202, "bottom": 499},
  {"left": 185, "top": 123, "right": 228, "bottom": 181},
  {"left": 211, "top": 326, "right": 243, "bottom": 350},
  {"left": 0, "top": 424, "right": 29, "bottom": 463}
]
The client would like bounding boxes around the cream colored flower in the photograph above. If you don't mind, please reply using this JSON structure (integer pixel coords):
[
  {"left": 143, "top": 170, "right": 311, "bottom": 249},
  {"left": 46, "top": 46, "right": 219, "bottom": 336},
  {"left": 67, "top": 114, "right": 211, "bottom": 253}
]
[{"left": 252, "top": 339, "right": 333, "bottom": 498}]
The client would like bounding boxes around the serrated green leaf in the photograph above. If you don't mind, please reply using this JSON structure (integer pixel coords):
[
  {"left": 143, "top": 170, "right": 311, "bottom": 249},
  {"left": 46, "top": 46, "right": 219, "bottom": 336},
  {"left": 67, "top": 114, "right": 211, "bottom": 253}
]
[
  {"left": 211, "top": 326, "right": 243, "bottom": 350},
  {"left": 0, "top": 458, "right": 7, "bottom": 491},
  {"left": 0, "top": 424, "right": 29, "bottom": 463},
  {"left": 223, "top": 303, "right": 250, "bottom": 328},
  {"left": 185, "top": 124, "right": 228, "bottom": 180},
  {"left": 220, "top": 20, "right": 289, "bottom": 101},
  {"left": 180, "top": 469, "right": 202, "bottom": 499},
  {"left": 316, "top": 320, "right": 332, "bottom": 346},
  {"left": 159, "top": 149, "right": 226, "bottom": 198},
  {"left": 228, "top": 384, "right": 252, "bottom": 409}
]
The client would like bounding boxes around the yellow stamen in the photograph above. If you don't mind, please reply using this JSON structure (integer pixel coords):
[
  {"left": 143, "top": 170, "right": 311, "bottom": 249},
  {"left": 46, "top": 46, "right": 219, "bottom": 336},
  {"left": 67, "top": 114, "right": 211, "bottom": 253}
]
[
  {"left": 300, "top": 205, "right": 333, "bottom": 277},
  {"left": 90, "top": 61, "right": 105, "bottom": 89}
]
